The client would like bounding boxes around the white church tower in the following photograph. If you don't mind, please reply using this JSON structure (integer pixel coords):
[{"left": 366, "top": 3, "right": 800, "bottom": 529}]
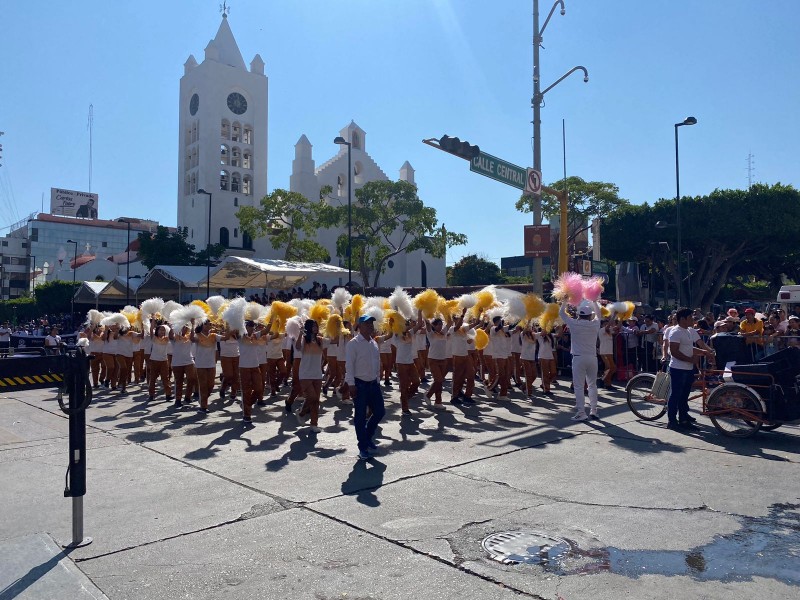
[{"left": 177, "top": 11, "right": 267, "bottom": 255}]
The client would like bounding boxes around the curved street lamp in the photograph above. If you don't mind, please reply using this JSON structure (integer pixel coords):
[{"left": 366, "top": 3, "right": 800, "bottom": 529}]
[
  {"left": 333, "top": 136, "right": 353, "bottom": 287},
  {"left": 674, "top": 116, "right": 698, "bottom": 307}
]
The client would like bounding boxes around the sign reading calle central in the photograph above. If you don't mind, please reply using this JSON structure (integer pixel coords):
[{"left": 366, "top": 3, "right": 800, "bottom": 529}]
[{"left": 470, "top": 152, "right": 527, "bottom": 190}]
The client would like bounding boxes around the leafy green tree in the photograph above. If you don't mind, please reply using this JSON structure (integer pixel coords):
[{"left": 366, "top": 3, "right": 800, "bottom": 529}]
[
  {"left": 448, "top": 254, "right": 503, "bottom": 286},
  {"left": 137, "top": 226, "right": 224, "bottom": 270},
  {"left": 516, "top": 176, "right": 628, "bottom": 270},
  {"left": 236, "top": 189, "right": 331, "bottom": 263},
  {"left": 325, "top": 180, "right": 467, "bottom": 287},
  {"left": 601, "top": 183, "right": 800, "bottom": 310},
  {"left": 31, "top": 280, "right": 80, "bottom": 315}
]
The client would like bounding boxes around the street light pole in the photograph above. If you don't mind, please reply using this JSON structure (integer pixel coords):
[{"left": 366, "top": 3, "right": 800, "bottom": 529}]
[
  {"left": 125, "top": 220, "right": 131, "bottom": 305},
  {"left": 29, "top": 255, "right": 36, "bottom": 297},
  {"left": 67, "top": 239, "right": 78, "bottom": 324},
  {"left": 674, "top": 116, "right": 697, "bottom": 307},
  {"left": 333, "top": 137, "right": 352, "bottom": 287},
  {"left": 532, "top": 0, "right": 588, "bottom": 293},
  {"left": 198, "top": 189, "right": 213, "bottom": 298}
]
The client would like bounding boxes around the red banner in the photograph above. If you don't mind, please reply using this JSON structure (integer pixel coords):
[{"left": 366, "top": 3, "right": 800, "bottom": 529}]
[{"left": 524, "top": 225, "right": 551, "bottom": 258}]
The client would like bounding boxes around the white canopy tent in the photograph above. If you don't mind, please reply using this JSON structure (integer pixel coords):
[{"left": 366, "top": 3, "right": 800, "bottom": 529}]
[
  {"left": 136, "top": 266, "right": 210, "bottom": 301},
  {"left": 206, "top": 257, "right": 348, "bottom": 290}
]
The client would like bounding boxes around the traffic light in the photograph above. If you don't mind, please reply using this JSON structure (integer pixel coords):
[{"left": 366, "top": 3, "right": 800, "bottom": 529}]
[{"left": 438, "top": 135, "right": 480, "bottom": 161}]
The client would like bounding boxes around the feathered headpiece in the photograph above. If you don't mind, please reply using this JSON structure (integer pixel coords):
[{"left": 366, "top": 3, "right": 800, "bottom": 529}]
[
  {"left": 471, "top": 288, "right": 497, "bottom": 319},
  {"left": 474, "top": 328, "right": 489, "bottom": 350},
  {"left": 413, "top": 289, "right": 440, "bottom": 319},
  {"left": 100, "top": 313, "right": 129, "bottom": 329},
  {"left": 170, "top": 304, "right": 208, "bottom": 332},
  {"left": 285, "top": 315, "right": 303, "bottom": 340},
  {"left": 325, "top": 313, "right": 345, "bottom": 338},
  {"left": 161, "top": 300, "right": 182, "bottom": 321},
  {"left": 268, "top": 301, "right": 299, "bottom": 332},
  {"left": 309, "top": 301, "right": 331, "bottom": 324},
  {"left": 539, "top": 303, "right": 561, "bottom": 333},
  {"left": 331, "top": 287, "right": 352, "bottom": 311},
  {"left": 389, "top": 286, "right": 415, "bottom": 320},
  {"left": 86, "top": 309, "right": 104, "bottom": 327},
  {"left": 288, "top": 298, "right": 314, "bottom": 316},
  {"left": 222, "top": 297, "right": 247, "bottom": 332},
  {"left": 384, "top": 309, "right": 406, "bottom": 335},
  {"left": 206, "top": 295, "right": 226, "bottom": 316},
  {"left": 350, "top": 294, "right": 365, "bottom": 320},
  {"left": 457, "top": 294, "right": 477, "bottom": 310},
  {"left": 552, "top": 272, "right": 584, "bottom": 305},
  {"left": 582, "top": 276, "right": 605, "bottom": 302},
  {"left": 140, "top": 297, "right": 164, "bottom": 320}
]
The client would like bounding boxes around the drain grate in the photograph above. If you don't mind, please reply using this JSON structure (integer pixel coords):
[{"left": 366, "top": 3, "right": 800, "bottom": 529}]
[{"left": 482, "top": 530, "right": 572, "bottom": 566}]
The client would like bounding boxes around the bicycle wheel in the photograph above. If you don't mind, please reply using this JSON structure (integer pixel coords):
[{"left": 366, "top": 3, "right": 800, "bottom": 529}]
[
  {"left": 626, "top": 373, "right": 667, "bottom": 421},
  {"left": 706, "top": 384, "right": 764, "bottom": 438}
]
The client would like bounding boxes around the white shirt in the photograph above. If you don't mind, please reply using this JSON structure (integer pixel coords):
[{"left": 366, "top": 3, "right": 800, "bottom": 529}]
[
  {"left": 490, "top": 327, "right": 511, "bottom": 359},
  {"left": 639, "top": 322, "right": 658, "bottom": 345},
  {"left": 150, "top": 338, "right": 169, "bottom": 361},
  {"left": 598, "top": 328, "right": 615, "bottom": 356},
  {"left": 427, "top": 331, "right": 449, "bottom": 360},
  {"left": 345, "top": 333, "right": 381, "bottom": 385},
  {"left": 393, "top": 335, "right": 416, "bottom": 364},
  {"left": 0, "top": 327, "right": 10, "bottom": 342},
  {"left": 449, "top": 325, "right": 470, "bottom": 357},
  {"left": 45, "top": 334, "right": 61, "bottom": 347},
  {"left": 559, "top": 303, "right": 601, "bottom": 356},
  {"left": 298, "top": 343, "right": 323, "bottom": 380},
  {"left": 220, "top": 338, "right": 239, "bottom": 358},
  {"left": 535, "top": 333, "right": 555, "bottom": 360},
  {"left": 667, "top": 325, "right": 696, "bottom": 370},
  {"left": 194, "top": 342, "right": 217, "bottom": 369},
  {"left": 520, "top": 335, "right": 537, "bottom": 361}
]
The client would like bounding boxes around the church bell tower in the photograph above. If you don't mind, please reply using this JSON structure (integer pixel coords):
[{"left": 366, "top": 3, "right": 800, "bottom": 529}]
[{"left": 177, "top": 10, "right": 268, "bottom": 255}]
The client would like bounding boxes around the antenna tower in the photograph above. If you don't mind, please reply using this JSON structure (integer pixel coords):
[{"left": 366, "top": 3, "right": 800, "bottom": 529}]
[{"left": 88, "top": 104, "right": 94, "bottom": 192}]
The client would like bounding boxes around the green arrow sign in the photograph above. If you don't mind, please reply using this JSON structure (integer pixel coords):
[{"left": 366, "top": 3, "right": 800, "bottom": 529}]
[{"left": 470, "top": 152, "right": 527, "bottom": 190}]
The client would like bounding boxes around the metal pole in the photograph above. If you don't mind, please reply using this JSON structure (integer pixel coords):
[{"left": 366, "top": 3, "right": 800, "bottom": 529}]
[
  {"left": 207, "top": 194, "right": 212, "bottom": 298},
  {"left": 532, "top": 0, "right": 543, "bottom": 293},
  {"left": 347, "top": 143, "right": 352, "bottom": 287},
  {"left": 674, "top": 124, "right": 682, "bottom": 307},
  {"left": 126, "top": 221, "right": 130, "bottom": 306},
  {"left": 31, "top": 255, "right": 36, "bottom": 297}
]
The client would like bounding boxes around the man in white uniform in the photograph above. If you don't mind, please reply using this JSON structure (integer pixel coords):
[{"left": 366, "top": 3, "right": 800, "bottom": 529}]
[{"left": 559, "top": 300, "right": 602, "bottom": 421}]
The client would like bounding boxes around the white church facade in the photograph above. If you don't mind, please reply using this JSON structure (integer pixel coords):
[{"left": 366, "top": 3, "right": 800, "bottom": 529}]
[{"left": 177, "top": 14, "right": 444, "bottom": 290}]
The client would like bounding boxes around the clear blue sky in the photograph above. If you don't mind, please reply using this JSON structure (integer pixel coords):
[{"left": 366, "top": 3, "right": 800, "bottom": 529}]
[{"left": 1, "top": 1, "right": 798, "bottom": 266}]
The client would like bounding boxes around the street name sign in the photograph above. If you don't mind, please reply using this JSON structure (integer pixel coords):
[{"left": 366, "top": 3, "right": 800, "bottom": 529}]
[{"left": 470, "top": 152, "right": 527, "bottom": 190}]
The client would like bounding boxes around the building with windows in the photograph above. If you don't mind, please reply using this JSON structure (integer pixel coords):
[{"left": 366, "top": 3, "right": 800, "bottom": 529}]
[
  {"left": 0, "top": 213, "right": 159, "bottom": 299},
  {"left": 177, "top": 11, "right": 265, "bottom": 257},
  {"left": 177, "top": 14, "right": 444, "bottom": 288}
]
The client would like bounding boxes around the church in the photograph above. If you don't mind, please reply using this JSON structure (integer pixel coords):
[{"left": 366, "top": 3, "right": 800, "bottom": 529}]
[{"left": 176, "top": 12, "right": 445, "bottom": 290}]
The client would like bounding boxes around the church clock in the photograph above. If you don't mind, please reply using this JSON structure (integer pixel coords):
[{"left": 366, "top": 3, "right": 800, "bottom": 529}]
[
  {"left": 227, "top": 92, "right": 247, "bottom": 115},
  {"left": 189, "top": 93, "right": 199, "bottom": 115}
]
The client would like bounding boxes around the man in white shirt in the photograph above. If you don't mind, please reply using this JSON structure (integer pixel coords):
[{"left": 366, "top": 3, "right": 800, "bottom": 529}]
[
  {"left": 346, "top": 315, "right": 387, "bottom": 460},
  {"left": 44, "top": 327, "right": 62, "bottom": 356},
  {"left": 559, "top": 300, "right": 602, "bottom": 421},
  {"left": 637, "top": 315, "right": 659, "bottom": 372},
  {"left": 667, "top": 308, "right": 714, "bottom": 430}
]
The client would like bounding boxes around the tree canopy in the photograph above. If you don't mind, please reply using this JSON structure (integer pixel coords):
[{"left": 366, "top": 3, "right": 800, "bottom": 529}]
[
  {"left": 137, "top": 226, "right": 225, "bottom": 270},
  {"left": 601, "top": 183, "right": 800, "bottom": 310},
  {"left": 516, "top": 176, "right": 628, "bottom": 272},
  {"left": 448, "top": 254, "right": 504, "bottom": 286},
  {"left": 236, "top": 189, "right": 331, "bottom": 263},
  {"left": 324, "top": 180, "right": 467, "bottom": 287}
]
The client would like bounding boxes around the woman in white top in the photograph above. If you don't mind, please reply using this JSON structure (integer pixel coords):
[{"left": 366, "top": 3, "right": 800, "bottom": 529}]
[
  {"left": 535, "top": 328, "right": 557, "bottom": 395},
  {"left": 86, "top": 325, "right": 105, "bottom": 388},
  {"left": 219, "top": 334, "right": 240, "bottom": 400},
  {"left": 295, "top": 319, "right": 324, "bottom": 432},
  {"left": 425, "top": 317, "right": 449, "bottom": 407},
  {"left": 102, "top": 325, "right": 121, "bottom": 391},
  {"left": 322, "top": 331, "right": 340, "bottom": 395},
  {"left": 414, "top": 327, "right": 429, "bottom": 383},
  {"left": 394, "top": 313, "right": 424, "bottom": 414},
  {"left": 598, "top": 318, "right": 620, "bottom": 389},
  {"left": 238, "top": 320, "right": 265, "bottom": 423},
  {"left": 490, "top": 316, "right": 512, "bottom": 399},
  {"left": 379, "top": 334, "right": 394, "bottom": 387},
  {"left": 449, "top": 309, "right": 478, "bottom": 403},
  {"left": 148, "top": 322, "right": 173, "bottom": 401},
  {"left": 191, "top": 320, "right": 222, "bottom": 413},
  {"left": 132, "top": 330, "right": 145, "bottom": 384},
  {"left": 169, "top": 323, "right": 196, "bottom": 408},
  {"left": 116, "top": 326, "right": 141, "bottom": 394},
  {"left": 520, "top": 324, "right": 539, "bottom": 398},
  {"left": 266, "top": 332, "right": 285, "bottom": 397},
  {"left": 335, "top": 322, "right": 353, "bottom": 403},
  {"left": 142, "top": 329, "right": 153, "bottom": 385}
]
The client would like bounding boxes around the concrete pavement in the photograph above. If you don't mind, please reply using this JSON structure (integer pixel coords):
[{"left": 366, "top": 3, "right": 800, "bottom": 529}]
[{"left": 1, "top": 373, "right": 798, "bottom": 599}]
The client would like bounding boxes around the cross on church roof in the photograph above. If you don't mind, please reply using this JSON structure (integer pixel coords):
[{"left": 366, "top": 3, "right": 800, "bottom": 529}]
[{"left": 220, "top": 1, "right": 230, "bottom": 18}]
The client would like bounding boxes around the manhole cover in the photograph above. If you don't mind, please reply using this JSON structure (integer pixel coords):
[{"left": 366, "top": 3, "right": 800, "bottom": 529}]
[{"left": 482, "top": 530, "right": 572, "bottom": 566}]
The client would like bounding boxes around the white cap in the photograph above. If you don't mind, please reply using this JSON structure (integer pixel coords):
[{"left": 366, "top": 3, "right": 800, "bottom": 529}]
[{"left": 578, "top": 300, "right": 594, "bottom": 316}]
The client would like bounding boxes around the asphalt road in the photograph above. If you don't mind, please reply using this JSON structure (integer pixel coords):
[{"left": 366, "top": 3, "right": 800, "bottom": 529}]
[{"left": 1, "top": 371, "right": 798, "bottom": 599}]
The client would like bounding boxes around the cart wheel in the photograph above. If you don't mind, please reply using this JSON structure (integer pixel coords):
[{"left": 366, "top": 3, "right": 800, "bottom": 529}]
[
  {"left": 626, "top": 373, "right": 667, "bottom": 421},
  {"left": 706, "top": 384, "right": 764, "bottom": 438},
  {"left": 760, "top": 423, "right": 782, "bottom": 432}
]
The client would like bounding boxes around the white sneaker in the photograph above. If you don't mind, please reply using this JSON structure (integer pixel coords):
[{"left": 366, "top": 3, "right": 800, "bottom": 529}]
[{"left": 571, "top": 412, "right": 589, "bottom": 421}]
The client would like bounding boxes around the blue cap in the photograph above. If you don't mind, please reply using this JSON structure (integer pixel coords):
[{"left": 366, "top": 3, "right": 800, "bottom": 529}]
[{"left": 357, "top": 315, "right": 376, "bottom": 323}]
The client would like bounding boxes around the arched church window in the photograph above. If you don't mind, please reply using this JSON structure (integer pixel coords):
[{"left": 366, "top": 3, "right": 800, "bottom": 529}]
[
  {"left": 231, "top": 147, "right": 241, "bottom": 168},
  {"left": 243, "top": 152, "right": 251, "bottom": 169},
  {"left": 337, "top": 175, "right": 344, "bottom": 197},
  {"left": 233, "top": 228, "right": 238, "bottom": 239},
  {"left": 231, "top": 172, "right": 241, "bottom": 193},
  {"left": 220, "top": 170, "right": 229, "bottom": 191},
  {"left": 243, "top": 126, "right": 252, "bottom": 144},
  {"left": 219, "top": 227, "right": 229, "bottom": 248},
  {"left": 243, "top": 175, "right": 251, "bottom": 196},
  {"left": 352, "top": 131, "right": 361, "bottom": 150},
  {"left": 233, "top": 197, "right": 238, "bottom": 207},
  {"left": 220, "top": 144, "right": 229, "bottom": 165},
  {"left": 232, "top": 122, "right": 241, "bottom": 143},
  {"left": 221, "top": 120, "right": 230, "bottom": 140},
  {"left": 354, "top": 161, "right": 364, "bottom": 184},
  {"left": 242, "top": 231, "right": 253, "bottom": 250}
]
